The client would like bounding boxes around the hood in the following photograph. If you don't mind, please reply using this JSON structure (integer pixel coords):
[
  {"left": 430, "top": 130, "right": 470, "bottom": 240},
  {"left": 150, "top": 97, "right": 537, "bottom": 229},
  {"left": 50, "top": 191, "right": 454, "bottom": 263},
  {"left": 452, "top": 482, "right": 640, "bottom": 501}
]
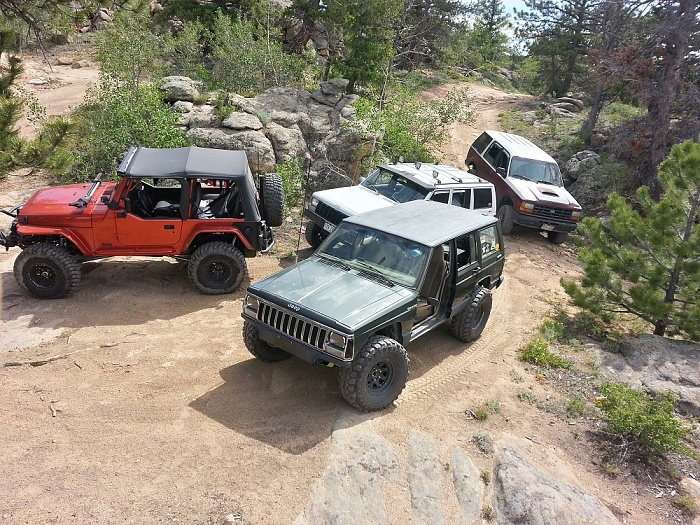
[
  {"left": 19, "top": 182, "right": 114, "bottom": 226},
  {"left": 250, "top": 257, "right": 415, "bottom": 329},
  {"left": 509, "top": 178, "right": 581, "bottom": 208},
  {"left": 314, "top": 185, "right": 395, "bottom": 217}
]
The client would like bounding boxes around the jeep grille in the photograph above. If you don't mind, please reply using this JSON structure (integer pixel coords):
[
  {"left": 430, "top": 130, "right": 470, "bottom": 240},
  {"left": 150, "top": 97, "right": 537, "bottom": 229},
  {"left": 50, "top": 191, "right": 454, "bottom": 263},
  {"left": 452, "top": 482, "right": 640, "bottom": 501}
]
[
  {"left": 315, "top": 201, "right": 348, "bottom": 226},
  {"left": 532, "top": 204, "right": 573, "bottom": 221},
  {"left": 257, "top": 301, "right": 328, "bottom": 351}
]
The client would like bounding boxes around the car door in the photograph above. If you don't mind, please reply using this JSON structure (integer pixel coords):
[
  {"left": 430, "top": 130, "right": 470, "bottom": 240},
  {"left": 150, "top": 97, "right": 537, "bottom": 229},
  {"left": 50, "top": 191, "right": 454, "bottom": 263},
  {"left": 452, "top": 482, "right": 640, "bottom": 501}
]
[
  {"left": 112, "top": 178, "right": 184, "bottom": 251},
  {"left": 452, "top": 232, "right": 481, "bottom": 305}
]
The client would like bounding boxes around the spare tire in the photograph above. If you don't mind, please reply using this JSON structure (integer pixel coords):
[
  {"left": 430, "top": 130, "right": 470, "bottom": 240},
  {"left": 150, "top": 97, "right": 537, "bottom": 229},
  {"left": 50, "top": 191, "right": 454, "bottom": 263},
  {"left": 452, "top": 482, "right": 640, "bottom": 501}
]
[{"left": 261, "top": 173, "right": 285, "bottom": 227}]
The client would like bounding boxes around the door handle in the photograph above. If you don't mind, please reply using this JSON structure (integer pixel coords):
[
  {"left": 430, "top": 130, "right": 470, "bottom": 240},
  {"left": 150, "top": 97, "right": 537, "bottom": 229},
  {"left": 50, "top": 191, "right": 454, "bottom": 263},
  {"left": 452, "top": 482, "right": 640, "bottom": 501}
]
[{"left": 164, "top": 224, "right": 175, "bottom": 230}]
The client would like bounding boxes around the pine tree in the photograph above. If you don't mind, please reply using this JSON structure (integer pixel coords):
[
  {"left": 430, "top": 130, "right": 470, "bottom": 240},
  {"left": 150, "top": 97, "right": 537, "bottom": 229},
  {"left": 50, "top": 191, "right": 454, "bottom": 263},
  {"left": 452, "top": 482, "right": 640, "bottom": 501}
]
[
  {"left": 562, "top": 140, "right": 700, "bottom": 341},
  {"left": 0, "top": 29, "right": 24, "bottom": 176}
]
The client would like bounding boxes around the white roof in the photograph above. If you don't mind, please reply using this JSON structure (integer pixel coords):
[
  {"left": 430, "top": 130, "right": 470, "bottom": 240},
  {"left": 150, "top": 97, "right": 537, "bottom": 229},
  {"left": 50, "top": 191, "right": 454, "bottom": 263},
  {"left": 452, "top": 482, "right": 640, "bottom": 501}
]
[
  {"left": 379, "top": 162, "right": 490, "bottom": 188},
  {"left": 484, "top": 130, "right": 557, "bottom": 164}
]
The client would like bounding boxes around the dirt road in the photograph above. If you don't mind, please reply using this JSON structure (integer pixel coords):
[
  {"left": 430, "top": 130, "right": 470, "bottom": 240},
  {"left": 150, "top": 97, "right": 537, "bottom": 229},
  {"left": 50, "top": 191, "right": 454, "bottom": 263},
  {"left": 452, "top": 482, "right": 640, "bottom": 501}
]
[{"left": 0, "top": 52, "right": 674, "bottom": 525}]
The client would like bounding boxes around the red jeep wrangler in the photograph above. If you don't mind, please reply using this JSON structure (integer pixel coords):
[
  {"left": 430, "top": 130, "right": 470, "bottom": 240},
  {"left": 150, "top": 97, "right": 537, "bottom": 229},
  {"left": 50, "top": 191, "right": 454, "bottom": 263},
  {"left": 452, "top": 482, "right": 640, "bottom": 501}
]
[{"left": 0, "top": 146, "right": 284, "bottom": 298}]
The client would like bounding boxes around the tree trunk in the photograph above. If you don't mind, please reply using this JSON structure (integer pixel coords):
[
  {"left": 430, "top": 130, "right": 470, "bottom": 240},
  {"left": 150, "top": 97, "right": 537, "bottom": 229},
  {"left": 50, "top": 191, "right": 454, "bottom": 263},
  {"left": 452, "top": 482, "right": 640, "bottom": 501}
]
[{"left": 639, "top": 0, "right": 696, "bottom": 193}]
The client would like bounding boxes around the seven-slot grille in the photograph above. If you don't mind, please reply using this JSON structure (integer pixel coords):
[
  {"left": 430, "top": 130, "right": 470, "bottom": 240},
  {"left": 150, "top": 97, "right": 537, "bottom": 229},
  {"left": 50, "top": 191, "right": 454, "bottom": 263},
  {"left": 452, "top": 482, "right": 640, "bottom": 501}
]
[
  {"left": 532, "top": 204, "right": 573, "bottom": 221},
  {"left": 315, "top": 201, "right": 348, "bottom": 225},
  {"left": 256, "top": 301, "right": 328, "bottom": 351}
]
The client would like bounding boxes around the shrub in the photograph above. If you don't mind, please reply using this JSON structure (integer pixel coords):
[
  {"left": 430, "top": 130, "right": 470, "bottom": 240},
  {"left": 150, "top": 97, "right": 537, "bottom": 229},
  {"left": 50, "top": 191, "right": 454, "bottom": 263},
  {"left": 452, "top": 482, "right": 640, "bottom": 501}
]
[
  {"left": 596, "top": 382, "right": 694, "bottom": 460},
  {"left": 519, "top": 337, "right": 572, "bottom": 369},
  {"left": 275, "top": 158, "right": 306, "bottom": 209}
]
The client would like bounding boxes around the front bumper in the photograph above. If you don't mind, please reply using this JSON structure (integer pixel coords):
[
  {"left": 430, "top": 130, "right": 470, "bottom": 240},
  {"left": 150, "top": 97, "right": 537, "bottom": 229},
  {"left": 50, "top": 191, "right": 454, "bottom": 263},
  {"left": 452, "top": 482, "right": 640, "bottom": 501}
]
[
  {"left": 514, "top": 210, "right": 578, "bottom": 233},
  {"left": 242, "top": 314, "right": 352, "bottom": 367}
]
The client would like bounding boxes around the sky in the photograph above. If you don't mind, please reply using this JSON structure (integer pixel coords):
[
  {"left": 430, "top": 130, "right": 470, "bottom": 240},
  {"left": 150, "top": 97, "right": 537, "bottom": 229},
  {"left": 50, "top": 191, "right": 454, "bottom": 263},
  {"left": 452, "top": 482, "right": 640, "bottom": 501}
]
[{"left": 501, "top": 0, "right": 528, "bottom": 17}]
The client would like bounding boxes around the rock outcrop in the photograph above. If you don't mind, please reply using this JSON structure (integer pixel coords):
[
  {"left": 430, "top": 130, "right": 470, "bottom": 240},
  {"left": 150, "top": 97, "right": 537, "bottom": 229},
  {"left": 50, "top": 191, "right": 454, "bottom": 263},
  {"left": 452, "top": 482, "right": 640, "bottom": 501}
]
[{"left": 159, "top": 76, "right": 368, "bottom": 190}]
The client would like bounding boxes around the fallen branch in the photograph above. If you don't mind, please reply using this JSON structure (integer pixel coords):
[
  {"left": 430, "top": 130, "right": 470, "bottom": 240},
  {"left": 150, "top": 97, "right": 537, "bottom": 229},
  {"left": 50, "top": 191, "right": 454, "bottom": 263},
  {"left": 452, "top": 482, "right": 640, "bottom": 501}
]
[{"left": 3, "top": 349, "right": 83, "bottom": 368}]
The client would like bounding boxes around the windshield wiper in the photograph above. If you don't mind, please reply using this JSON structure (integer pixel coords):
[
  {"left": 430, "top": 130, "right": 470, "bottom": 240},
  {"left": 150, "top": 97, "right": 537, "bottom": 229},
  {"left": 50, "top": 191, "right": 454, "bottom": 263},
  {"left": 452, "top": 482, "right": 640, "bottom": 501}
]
[
  {"left": 318, "top": 253, "right": 351, "bottom": 270},
  {"left": 351, "top": 259, "right": 395, "bottom": 286}
]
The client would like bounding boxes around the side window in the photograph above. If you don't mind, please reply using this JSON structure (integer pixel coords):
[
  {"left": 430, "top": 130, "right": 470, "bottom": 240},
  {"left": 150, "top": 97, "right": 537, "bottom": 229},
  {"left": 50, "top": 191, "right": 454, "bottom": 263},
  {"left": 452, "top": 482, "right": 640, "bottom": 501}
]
[
  {"left": 431, "top": 192, "right": 450, "bottom": 204},
  {"left": 495, "top": 150, "right": 510, "bottom": 174},
  {"left": 473, "top": 188, "right": 493, "bottom": 210},
  {"left": 484, "top": 143, "right": 503, "bottom": 168},
  {"left": 451, "top": 190, "right": 469, "bottom": 208},
  {"left": 455, "top": 234, "right": 475, "bottom": 269},
  {"left": 479, "top": 225, "right": 501, "bottom": 257}
]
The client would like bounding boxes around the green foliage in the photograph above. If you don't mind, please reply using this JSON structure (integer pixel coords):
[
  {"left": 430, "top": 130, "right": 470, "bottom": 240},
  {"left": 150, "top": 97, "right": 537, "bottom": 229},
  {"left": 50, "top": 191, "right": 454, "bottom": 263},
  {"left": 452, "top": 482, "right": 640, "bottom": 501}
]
[
  {"left": 596, "top": 382, "right": 694, "bottom": 460},
  {"left": 673, "top": 494, "right": 699, "bottom": 517},
  {"left": 324, "top": 0, "right": 402, "bottom": 93},
  {"left": 562, "top": 140, "right": 700, "bottom": 340},
  {"left": 208, "top": 11, "right": 305, "bottom": 95},
  {"left": 566, "top": 397, "right": 587, "bottom": 416},
  {"left": 352, "top": 84, "right": 474, "bottom": 167},
  {"left": 64, "top": 77, "right": 188, "bottom": 181},
  {"left": 519, "top": 337, "right": 573, "bottom": 369},
  {"left": 473, "top": 431, "right": 494, "bottom": 454},
  {"left": 94, "top": 10, "right": 170, "bottom": 91},
  {"left": 275, "top": 158, "right": 305, "bottom": 208},
  {"left": 162, "top": 21, "right": 211, "bottom": 85},
  {"left": 460, "top": 0, "right": 512, "bottom": 72}
]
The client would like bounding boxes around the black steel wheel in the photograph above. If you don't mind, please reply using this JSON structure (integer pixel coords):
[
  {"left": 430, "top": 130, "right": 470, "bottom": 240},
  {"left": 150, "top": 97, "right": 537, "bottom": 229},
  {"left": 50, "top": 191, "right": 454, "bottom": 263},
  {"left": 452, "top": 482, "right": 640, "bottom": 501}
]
[
  {"left": 304, "top": 221, "right": 327, "bottom": 249},
  {"left": 13, "top": 243, "right": 81, "bottom": 299},
  {"left": 187, "top": 241, "right": 247, "bottom": 294},
  {"left": 339, "top": 335, "right": 409, "bottom": 411},
  {"left": 242, "top": 321, "right": 291, "bottom": 362},
  {"left": 450, "top": 286, "right": 493, "bottom": 342},
  {"left": 261, "top": 173, "right": 285, "bottom": 227},
  {"left": 497, "top": 204, "right": 515, "bottom": 235}
]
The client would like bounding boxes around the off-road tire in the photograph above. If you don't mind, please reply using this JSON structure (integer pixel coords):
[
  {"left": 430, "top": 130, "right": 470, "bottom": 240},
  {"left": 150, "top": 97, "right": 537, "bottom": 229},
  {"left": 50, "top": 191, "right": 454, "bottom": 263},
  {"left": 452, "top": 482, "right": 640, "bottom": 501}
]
[
  {"left": 188, "top": 241, "right": 247, "bottom": 294},
  {"left": 243, "top": 321, "right": 291, "bottom": 362},
  {"left": 339, "top": 335, "right": 409, "bottom": 411},
  {"left": 261, "top": 173, "right": 285, "bottom": 227},
  {"left": 304, "top": 221, "right": 327, "bottom": 249},
  {"left": 450, "top": 286, "right": 493, "bottom": 342},
  {"left": 13, "top": 243, "right": 81, "bottom": 299},
  {"left": 497, "top": 205, "right": 515, "bottom": 235},
  {"left": 547, "top": 231, "right": 569, "bottom": 245}
]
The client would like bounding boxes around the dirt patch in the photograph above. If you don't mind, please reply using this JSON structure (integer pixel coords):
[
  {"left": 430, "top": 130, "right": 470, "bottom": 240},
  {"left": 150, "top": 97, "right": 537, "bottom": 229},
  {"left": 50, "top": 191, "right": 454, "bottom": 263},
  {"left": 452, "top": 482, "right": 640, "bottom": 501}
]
[{"left": 0, "top": 51, "right": 692, "bottom": 525}]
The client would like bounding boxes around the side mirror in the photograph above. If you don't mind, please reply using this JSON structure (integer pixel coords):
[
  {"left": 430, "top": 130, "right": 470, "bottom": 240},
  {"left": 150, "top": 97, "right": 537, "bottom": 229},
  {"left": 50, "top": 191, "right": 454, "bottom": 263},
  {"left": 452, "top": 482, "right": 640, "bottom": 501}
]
[
  {"left": 496, "top": 166, "right": 506, "bottom": 177},
  {"left": 124, "top": 197, "right": 132, "bottom": 213}
]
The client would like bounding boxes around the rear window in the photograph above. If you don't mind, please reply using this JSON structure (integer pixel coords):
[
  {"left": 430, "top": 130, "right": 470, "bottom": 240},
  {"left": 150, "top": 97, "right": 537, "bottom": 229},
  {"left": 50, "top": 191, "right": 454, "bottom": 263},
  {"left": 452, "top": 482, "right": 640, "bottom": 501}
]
[{"left": 472, "top": 132, "right": 493, "bottom": 154}]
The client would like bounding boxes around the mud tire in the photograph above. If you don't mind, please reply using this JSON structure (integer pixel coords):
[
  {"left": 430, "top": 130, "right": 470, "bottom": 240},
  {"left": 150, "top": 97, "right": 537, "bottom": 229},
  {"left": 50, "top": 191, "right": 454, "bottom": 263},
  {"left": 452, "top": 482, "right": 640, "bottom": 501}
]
[
  {"left": 243, "top": 321, "right": 291, "bottom": 362},
  {"left": 547, "top": 231, "right": 569, "bottom": 245},
  {"left": 13, "top": 243, "right": 81, "bottom": 299},
  {"left": 188, "top": 241, "right": 247, "bottom": 294},
  {"left": 339, "top": 335, "right": 409, "bottom": 411},
  {"left": 304, "top": 221, "right": 327, "bottom": 249},
  {"left": 497, "top": 204, "right": 515, "bottom": 235},
  {"left": 450, "top": 286, "right": 493, "bottom": 342},
  {"left": 261, "top": 173, "right": 285, "bottom": 227}
]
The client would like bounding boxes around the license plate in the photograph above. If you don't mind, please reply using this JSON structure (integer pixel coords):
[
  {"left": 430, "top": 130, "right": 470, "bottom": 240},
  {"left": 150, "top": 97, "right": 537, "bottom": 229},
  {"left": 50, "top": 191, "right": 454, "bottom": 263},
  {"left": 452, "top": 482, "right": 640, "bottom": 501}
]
[
  {"left": 541, "top": 224, "right": 555, "bottom": 231},
  {"left": 323, "top": 221, "right": 336, "bottom": 233}
]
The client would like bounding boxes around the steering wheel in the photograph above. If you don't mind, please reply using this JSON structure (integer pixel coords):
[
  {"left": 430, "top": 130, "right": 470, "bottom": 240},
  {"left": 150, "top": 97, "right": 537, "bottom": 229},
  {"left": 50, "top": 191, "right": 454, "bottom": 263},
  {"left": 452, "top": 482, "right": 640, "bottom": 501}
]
[{"left": 137, "top": 189, "right": 153, "bottom": 217}]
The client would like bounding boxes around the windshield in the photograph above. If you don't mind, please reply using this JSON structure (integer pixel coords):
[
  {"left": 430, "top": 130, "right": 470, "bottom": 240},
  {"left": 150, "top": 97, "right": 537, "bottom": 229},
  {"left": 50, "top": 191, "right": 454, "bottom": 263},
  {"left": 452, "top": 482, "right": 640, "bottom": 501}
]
[
  {"left": 509, "top": 157, "right": 563, "bottom": 186},
  {"left": 318, "top": 223, "right": 430, "bottom": 288},
  {"left": 361, "top": 168, "right": 429, "bottom": 203}
]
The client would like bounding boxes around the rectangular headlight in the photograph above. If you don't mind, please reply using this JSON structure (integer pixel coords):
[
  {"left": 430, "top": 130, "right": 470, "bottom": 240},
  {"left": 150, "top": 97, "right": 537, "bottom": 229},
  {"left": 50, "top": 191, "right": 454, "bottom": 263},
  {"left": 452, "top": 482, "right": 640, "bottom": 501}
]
[
  {"left": 243, "top": 294, "right": 259, "bottom": 313},
  {"left": 571, "top": 210, "right": 582, "bottom": 220},
  {"left": 309, "top": 197, "right": 319, "bottom": 210},
  {"left": 519, "top": 202, "right": 534, "bottom": 213},
  {"left": 327, "top": 332, "right": 347, "bottom": 348}
]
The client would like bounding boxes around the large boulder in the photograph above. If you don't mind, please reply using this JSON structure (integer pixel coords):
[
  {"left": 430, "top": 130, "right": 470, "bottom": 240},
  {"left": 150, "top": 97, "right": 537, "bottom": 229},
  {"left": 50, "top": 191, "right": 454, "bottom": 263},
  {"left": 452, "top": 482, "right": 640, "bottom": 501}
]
[
  {"left": 159, "top": 76, "right": 203, "bottom": 102},
  {"left": 596, "top": 334, "right": 700, "bottom": 417},
  {"left": 494, "top": 444, "right": 622, "bottom": 525}
]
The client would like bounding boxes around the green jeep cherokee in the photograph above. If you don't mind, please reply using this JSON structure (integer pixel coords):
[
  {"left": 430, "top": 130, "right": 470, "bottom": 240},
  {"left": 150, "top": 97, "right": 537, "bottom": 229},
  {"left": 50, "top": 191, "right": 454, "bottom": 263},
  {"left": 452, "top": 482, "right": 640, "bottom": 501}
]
[{"left": 241, "top": 200, "right": 505, "bottom": 411}]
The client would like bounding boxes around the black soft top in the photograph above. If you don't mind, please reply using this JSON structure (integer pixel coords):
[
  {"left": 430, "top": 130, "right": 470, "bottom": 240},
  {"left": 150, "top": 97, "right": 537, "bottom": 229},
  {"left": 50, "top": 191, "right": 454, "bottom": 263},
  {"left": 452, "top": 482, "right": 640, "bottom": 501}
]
[
  {"left": 118, "top": 146, "right": 252, "bottom": 179},
  {"left": 344, "top": 200, "right": 498, "bottom": 247}
]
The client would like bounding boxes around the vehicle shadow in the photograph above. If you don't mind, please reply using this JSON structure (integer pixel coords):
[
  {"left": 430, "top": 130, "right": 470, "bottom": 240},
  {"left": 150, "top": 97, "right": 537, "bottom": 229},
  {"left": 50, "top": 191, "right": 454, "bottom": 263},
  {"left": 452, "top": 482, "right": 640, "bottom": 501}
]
[
  {"left": 189, "top": 325, "right": 472, "bottom": 454},
  {"left": 189, "top": 358, "right": 357, "bottom": 454},
  {"left": 0, "top": 255, "right": 287, "bottom": 329}
]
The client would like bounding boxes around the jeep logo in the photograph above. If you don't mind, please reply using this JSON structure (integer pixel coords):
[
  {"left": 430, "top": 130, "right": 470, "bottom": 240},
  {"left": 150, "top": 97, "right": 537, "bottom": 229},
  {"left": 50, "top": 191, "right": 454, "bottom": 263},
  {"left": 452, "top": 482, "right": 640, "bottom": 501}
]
[{"left": 287, "top": 303, "right": 301, "bottom": 312}]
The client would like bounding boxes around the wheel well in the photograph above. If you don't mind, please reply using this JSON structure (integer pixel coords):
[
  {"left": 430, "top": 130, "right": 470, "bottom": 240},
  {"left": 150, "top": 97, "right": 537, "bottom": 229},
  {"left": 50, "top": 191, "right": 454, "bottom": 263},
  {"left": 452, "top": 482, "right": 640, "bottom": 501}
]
[
  {"left": 498, "top": 196, "right": 514, "bottom": 209},
  {"left": 374, "top": 324, "right": 402, "bottom": 344},
  {"left": 186, "top": 233, "right": 240, "bottom": 254},
  {"left": 20, "top": 235, "right": 82, "bottom": 257}
]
